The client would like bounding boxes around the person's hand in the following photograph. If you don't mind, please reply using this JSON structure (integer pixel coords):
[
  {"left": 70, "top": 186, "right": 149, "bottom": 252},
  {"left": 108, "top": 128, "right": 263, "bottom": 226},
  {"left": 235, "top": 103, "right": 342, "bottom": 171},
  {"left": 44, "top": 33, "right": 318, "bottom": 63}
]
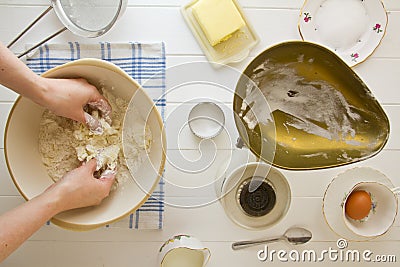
[
  {"left": 0, "top": 43, "right": 110, "bottom": 133},
  {"left": 46, "top": 159, "right": 116, "bottom": 212},
  {"left": 39, "top": 77, "right": 112, "bottom": 134}
]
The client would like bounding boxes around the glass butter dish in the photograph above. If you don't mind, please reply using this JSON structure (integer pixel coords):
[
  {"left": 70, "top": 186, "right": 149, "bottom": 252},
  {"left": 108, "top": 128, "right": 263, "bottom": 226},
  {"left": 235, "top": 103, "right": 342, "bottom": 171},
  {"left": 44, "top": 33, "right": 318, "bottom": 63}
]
[{"left": 181, "top": 0, "right": 259, "bottom": 66}]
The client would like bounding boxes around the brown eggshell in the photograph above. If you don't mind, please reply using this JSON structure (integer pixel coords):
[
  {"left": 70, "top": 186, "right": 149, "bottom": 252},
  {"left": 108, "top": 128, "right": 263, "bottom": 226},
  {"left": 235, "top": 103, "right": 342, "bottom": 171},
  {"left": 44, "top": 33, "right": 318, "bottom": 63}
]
[{"left": 345, "top": 190, "right": 372, "bottom": 220}]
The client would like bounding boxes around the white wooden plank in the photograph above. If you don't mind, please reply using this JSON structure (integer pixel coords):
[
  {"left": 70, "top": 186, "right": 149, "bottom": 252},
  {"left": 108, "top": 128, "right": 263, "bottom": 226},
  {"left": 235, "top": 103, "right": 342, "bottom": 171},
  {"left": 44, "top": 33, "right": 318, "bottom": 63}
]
[
  {"left": 0, "top": 85, "right": 18, "bottom": 102},
  {"left": 0, "top": 103, "right": 12, "bottom": 147},
  {"left": 282, "top": 150, "right": 400, "bottom": 198},
  {"left": 164, "top": 60, "right": 240, "bottom": 104},
  {"left": 164, "top": 149, "right": 400, "bottom": 198},
  {"left": 0, "top": 0, "right": 399, "bottom": 10},
  {"left": 0, "top": 149, "right": 20, "bottom": 196},
  {"left": 0, "top": 7, "right": 399, "bottom": 58},
  {"left": 0, "top": 6, "right": 199, "bottom": 55},
  {"left": 2, "top": 239, "right": 400, "bottom": 267},
  {"left": 0, "top": 0, "right": 308, "bottom": 9},
  {"left": 166, "top": 56, "right": 400, "bottom": 105},
  {"left": 384, "top": 105, "right": 400, "bottom": 149},
  {"left": 164, "top": 105, "right": 400, "bottom": 150},
  {"left": 2, "top": 241, "right": 161, "bottom": 267},
  {"left": 0, "top": 196, "right": 24, "bottom": 215},
  {"left": 354, "top": 59, "right": 400, "bottom": 104},
  {"left": 164, "top": 149, "right": 236, "bottom": 200},
  {"left": 0, "top": 199, "right": 395, "bottom": 264},
  {"left": 0, "top": 57, "right": 397, "bottom": 105},
  {"left": 0, "top": 196, "right": 394, "bottom": 242},
  {"left": 164, "top": 195, "right": 374, "bottom": 236}
]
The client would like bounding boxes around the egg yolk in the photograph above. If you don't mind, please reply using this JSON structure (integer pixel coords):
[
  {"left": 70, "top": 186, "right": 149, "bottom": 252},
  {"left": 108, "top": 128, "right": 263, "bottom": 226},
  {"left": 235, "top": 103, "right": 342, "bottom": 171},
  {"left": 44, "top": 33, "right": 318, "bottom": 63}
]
[{"left": 345, "top": 190, "right": 372, "bottom": 220}]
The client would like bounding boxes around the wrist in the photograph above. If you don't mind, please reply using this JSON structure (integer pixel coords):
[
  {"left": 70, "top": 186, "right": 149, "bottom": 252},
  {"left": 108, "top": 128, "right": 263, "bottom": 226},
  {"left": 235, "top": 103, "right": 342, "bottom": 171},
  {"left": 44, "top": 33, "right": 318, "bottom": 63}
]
[
  {"left": 38, "top": 184, "right": 67, "bottom": 216},
  {"left": 29, "top": 76, "right": 50, "bottom": 107}
]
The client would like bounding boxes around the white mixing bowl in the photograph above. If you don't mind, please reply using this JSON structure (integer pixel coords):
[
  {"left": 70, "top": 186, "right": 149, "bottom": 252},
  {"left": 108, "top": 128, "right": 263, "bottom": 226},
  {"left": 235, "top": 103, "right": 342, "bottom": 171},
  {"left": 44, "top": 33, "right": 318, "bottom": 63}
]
[{"left": 4, "top": 59, "right": 166, "bottom": 230}]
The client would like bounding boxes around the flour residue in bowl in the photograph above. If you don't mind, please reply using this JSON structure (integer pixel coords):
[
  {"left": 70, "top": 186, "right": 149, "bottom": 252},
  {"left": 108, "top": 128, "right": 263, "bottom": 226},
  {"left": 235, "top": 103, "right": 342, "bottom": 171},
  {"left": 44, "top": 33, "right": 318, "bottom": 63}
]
[
  {"left": 241, "top": 60, "right": 361, "bottom": 142},
  {"left": 38, "top": 86, "right": 152, "bottom": 189}
]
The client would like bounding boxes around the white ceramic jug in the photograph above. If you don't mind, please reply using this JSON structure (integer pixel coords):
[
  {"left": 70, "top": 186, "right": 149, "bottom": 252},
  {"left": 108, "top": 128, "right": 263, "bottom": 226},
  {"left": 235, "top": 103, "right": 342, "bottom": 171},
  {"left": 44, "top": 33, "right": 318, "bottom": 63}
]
[{"left": 159, "top": 235, "right": 210, "bottom": 267}]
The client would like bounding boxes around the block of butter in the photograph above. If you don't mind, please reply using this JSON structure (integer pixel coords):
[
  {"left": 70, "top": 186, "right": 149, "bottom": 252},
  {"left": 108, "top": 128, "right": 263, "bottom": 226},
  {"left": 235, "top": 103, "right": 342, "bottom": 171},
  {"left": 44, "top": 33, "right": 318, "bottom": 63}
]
[{"left": 192, "top": 0, "right": 246, "bottom": 46}]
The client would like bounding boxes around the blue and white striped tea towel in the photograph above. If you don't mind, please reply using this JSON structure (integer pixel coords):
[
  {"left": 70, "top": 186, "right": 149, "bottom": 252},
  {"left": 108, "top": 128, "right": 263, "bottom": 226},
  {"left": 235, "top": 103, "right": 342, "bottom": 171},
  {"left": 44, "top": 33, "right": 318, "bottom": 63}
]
[{"left": 26, "top": 42, "right": 166, "bottom": 230}]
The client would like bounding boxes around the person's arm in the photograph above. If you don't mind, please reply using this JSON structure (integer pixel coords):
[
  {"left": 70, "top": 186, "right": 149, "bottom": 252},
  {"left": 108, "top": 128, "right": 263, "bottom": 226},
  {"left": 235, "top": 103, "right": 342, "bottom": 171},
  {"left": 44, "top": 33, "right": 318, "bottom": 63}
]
[
  {"left": 0, "top": 43, "right": 116, "bottom": 261},
  {"left": 0, "top": 159, "right": 115, "bottom": 262},
  {"left": 0, "top": 42, "right": 111, "bottom": 133}
]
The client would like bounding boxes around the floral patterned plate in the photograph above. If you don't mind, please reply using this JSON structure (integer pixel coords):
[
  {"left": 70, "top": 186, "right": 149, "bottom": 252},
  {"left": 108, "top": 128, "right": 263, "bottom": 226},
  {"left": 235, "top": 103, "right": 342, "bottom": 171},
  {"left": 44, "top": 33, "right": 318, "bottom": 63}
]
[
  {"left": 323, "top": 167, "right": 394, "bottom": 241},
  {"left": 298, "top": 0, "right": 387, "bottom": 67}
]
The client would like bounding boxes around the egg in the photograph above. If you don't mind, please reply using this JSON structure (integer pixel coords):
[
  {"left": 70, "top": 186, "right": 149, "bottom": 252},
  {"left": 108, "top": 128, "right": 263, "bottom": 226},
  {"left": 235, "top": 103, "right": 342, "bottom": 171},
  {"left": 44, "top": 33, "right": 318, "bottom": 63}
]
[{"left": 345, "top": 190, "right": 372, "bottom": 220}]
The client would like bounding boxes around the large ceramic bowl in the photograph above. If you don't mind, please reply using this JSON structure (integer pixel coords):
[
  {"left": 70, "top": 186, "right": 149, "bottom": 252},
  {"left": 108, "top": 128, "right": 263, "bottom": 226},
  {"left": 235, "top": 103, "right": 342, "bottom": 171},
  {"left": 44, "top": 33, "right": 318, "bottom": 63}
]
[
  {"left": 4, "top": 59, "right": 166, "bottom": 231},
  {"left": 234, "top": 41, "right": 390, "bottom": 170}
]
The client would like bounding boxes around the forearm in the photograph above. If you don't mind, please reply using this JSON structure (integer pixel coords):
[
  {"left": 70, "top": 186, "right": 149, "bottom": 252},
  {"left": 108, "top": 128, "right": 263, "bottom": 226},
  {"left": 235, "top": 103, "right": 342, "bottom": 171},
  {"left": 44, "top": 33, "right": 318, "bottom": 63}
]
[
  {"left": 0, "top": 160, "right": 115, "bottom": 263},
  {"left": 0, "top": 190, "right": 62, "bottom": 263},
  {"left": 0, "top": 42, "right": 47, "bottom": 104}
]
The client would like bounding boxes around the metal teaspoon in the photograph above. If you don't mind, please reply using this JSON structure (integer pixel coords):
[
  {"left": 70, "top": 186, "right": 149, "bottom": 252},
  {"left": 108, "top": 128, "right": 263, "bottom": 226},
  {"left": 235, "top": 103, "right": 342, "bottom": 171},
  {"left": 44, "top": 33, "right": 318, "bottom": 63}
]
[{"left": 231, "top": 227, "right": 312, "bottom": 250}]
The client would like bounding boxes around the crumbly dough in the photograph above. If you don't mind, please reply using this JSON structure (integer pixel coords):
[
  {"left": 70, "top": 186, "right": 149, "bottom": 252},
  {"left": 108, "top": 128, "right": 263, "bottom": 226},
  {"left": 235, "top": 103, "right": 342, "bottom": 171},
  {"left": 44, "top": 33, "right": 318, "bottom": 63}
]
[{"left": 38, "top": 86, "right": 152, "bottom": 189}]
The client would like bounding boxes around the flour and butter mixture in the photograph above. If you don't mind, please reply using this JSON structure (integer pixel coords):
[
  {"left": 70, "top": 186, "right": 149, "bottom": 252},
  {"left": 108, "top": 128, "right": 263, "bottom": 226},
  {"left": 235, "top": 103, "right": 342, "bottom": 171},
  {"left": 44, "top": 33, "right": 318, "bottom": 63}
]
[{"left": 38, "top": 86, "right": 152, "bottom": 189}]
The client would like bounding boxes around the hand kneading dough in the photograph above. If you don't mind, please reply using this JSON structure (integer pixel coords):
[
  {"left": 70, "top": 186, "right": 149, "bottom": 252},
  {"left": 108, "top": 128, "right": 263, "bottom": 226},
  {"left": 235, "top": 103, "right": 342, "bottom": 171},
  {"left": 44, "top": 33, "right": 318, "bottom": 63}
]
[{"left": 38, "top": 86, "right": 152, "bottom": 189}]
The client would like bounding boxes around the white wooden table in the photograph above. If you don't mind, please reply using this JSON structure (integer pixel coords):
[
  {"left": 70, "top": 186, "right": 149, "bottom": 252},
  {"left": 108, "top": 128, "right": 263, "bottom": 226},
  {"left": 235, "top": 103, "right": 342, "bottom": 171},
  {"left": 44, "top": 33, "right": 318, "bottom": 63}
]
[{"left": 1, "top": 0, "right": 400, "bottom": 266}]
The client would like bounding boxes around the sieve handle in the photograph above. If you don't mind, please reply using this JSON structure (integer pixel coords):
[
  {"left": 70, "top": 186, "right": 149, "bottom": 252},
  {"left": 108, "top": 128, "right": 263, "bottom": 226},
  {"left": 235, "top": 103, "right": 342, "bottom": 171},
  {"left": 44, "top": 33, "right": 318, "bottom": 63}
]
[
  {"left": 17, "top": 27, "right": 67, "bottom": 58},
  {"left": 7, "top": 5, "right": 67, "bottom": 58},
  {"left": 7, "top": 6, "right": 53, "bottom": 48}
]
